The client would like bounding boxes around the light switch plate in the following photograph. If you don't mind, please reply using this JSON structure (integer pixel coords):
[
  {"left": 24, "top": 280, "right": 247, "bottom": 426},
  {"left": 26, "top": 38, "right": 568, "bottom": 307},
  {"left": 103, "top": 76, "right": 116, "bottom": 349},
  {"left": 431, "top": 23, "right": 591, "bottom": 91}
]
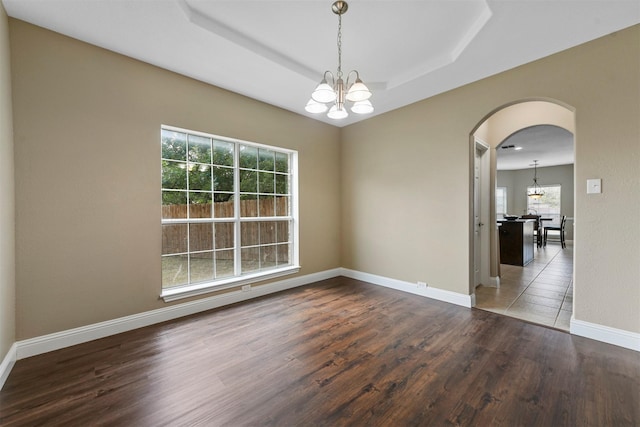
[{"left": 587, "top": 178, "right": 602, "bottom": 194}]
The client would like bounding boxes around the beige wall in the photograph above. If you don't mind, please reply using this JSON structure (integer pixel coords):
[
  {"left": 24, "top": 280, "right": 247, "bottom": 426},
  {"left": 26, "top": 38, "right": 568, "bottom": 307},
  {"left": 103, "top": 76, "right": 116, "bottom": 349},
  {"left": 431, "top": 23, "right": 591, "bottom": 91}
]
[
  {"left": 0, "top": 4, "right": 16, "bottom": 363},
  {"left": 498, "top": 164, "right": 575, "bottom": 240},
  {"left": 9, "top": 20, "right": 341, "bottom": 339},
  {"left": 7, "top": 18, "right": 640, "bottom": 342},
  {"left": 341, "top": 25, "right": 640, "bottom": 333}
]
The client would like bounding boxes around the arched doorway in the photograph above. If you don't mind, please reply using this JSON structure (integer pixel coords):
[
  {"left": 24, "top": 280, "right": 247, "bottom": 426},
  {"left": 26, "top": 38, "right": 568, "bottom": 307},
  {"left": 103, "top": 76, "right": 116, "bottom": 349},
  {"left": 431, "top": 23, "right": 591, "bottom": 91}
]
[{"left": 469, "top": 99, "right": 576, "bottom": 329}]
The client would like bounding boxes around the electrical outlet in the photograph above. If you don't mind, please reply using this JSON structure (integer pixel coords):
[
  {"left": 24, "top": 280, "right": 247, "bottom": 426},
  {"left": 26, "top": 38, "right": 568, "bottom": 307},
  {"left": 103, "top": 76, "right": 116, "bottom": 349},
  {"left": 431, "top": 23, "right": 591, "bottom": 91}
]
[
  {"left": 242, "top": 285, "right": 252, "bottom": 292},
  {"left": 417, "top": 281, "right": 428, "bottom": 289}
]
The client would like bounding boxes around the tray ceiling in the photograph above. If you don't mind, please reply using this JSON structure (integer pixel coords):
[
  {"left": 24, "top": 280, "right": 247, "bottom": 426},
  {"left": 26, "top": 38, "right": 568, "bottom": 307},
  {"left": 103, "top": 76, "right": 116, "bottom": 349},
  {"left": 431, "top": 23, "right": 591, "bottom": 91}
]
[{"left": 3, "top": 0, "right": 639, "bottom": 127}]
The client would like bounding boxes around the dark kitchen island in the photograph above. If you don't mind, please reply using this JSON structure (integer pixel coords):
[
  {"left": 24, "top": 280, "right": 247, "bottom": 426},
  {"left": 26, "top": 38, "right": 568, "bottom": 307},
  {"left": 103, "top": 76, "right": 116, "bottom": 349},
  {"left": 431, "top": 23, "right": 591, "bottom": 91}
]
[{"left": 498, "top": 219, "right": 535, "bottom": 266}]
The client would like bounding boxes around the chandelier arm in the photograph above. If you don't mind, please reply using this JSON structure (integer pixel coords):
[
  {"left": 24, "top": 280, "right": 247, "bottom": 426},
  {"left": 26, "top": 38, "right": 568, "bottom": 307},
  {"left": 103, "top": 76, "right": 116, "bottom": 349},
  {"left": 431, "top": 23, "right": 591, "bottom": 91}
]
[
  {"left": 323, "top": 70, "right": 335, "bottom": 86},
  {"left": 345, "top": 70, "right": 359, "bottom": 88}
]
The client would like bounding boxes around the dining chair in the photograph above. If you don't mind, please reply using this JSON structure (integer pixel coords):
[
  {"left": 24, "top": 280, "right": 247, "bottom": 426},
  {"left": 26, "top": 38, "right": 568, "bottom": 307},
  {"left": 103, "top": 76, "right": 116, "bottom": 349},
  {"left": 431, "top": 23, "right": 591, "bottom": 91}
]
[{"left": 544, "top": 215, "right": 567, "bottom": 248}]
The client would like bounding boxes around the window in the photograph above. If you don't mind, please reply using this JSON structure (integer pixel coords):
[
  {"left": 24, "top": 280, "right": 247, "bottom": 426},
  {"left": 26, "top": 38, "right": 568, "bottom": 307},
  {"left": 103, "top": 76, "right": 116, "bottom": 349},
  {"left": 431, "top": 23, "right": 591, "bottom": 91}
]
[
  {"left": 527, "top": 185, "right": 561, "bottom": 224},
  {"left": 496, "top": 187, "right": 507, "bottom": 218},
  {"left": 160, "top": 126, "right": 299, "bottom": 301}
]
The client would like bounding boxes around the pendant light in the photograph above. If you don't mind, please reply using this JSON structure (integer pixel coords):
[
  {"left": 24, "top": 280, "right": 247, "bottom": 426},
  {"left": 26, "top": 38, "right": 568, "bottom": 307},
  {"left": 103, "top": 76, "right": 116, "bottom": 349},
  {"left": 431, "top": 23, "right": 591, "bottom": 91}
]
[
  {"left": 528, "top": 160, "right": 545, "bottom": 199},
  {"left": 305, "top": 1, "right": 373, "bottom": 119}
]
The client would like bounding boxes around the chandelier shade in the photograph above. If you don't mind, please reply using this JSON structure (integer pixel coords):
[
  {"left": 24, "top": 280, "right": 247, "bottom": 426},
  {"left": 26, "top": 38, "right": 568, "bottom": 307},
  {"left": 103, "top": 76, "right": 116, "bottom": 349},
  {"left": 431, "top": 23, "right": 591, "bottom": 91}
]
[
  {"left": 305, "top": 1, "right": 373, "bottom": 120},
  {"left": 305, "top": 98, "right": 329, "bottom": 114},
  {"left": 328, "top": 104, "right": 349, "bottom": 119},
  {"left": 346, "top": 77, "right": 372, "bottom": 102},
  {"left": 311, "top": 77, "right": 337, "bottom": 103},
  {"left": 351, "top": 99, "right": 374, "bottom": 114}
]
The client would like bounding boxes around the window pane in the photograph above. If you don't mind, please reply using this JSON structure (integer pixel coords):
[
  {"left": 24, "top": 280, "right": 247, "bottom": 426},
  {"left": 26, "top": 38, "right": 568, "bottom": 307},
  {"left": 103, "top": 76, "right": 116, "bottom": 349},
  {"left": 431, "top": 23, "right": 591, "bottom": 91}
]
[
  {"left": 259, "top": 195, "right": 275, "bottom": 217},
  {"left": 161, "top": 130, "right": 187, "bottom": 161},
  {"left": 258, "top": 149, "right": 275, "bottom": 171},
  {"left": 275, "top": 196, "right": 289, "bottom": 217},
  {"left": 162, "top": 160, "right": 187, "bottom": 190},
  {"left": 259, "top": 172, "right": 275, "bottom": 193},
  {"left": 260, "top": 221, "right": 277, "bottom": 245},
  {"left": 239, "top": 145, "right": 258, "bottom": 169},
  {"left": 215, "top": 250, "right": 234, "bottom": 278},
  {"left": 162, "top": 191, "right": 187, "bottom": 219},
  {"left": 188, "top": 165, "right": 212, "bottom": 191},
  {"left": 262, "top": 245, "right": 277, "bottom": 269},
  {"left": 188, "top": 134, "right": 211, "bottom": 164},
  {"left": 241, "top": 222, "right": 259, "bottom": 246},
  {"left": 277, "top": 244, "right": 290, "bottom": 266},
  {"left": 527, "top": 185, "right": 561, "bottom": 224},
  {"left": 213, "top": 140, "right": 234, "bottom": 166},
  {"left": 241, "top": 247, "right": 260, "bottom": 273},
  {"left": 215, "top": 222, "right": 234, "bottom": 249},
  {"left": 240, "top": 170, "right": 258, "bottom": 193},
  {"left": 275, "top": 152, "right": 288, "bottom": 173},
  {"left": 275, "top": 174, "right": 288, "bottom": 195},
  {"left": 189, "top": 223, "right": 213, "bottom": 252},
  {"left": 190, "top": 252, "right": 214, "bottom": 284},
  {"left": 276, "top": 221, "right": 289, "bottom": 243},
  {"left": 496, "top": 187, "right": 507, "bottom": 217},
  {"left": 162, "top": 224, "right": 187, "bottom": 255},
  {"left": 189, "top": 192, "right": 212, "bottom": 218},
  {"left": 240, "top": 195, "right": 258, "bottom": 217},
  {"left": 162, "top": 255, "right": 189, "bottom": 288},
  {"left": 213, "top": 166, "right": 234, "bottom": 192},
  {"left": 213, "top": 194, "right": 234, "bottom": 218}
]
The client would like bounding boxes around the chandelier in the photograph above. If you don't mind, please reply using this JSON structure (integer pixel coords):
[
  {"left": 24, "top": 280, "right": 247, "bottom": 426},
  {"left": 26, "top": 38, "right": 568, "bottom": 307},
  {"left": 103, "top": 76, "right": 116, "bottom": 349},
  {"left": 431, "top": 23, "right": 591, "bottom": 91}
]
[
  {"left": 528, "top": 160, "right": 545, "bottom": 199},
  {"left": 305, "top": 1, "right": 373, "bottom": 119}
]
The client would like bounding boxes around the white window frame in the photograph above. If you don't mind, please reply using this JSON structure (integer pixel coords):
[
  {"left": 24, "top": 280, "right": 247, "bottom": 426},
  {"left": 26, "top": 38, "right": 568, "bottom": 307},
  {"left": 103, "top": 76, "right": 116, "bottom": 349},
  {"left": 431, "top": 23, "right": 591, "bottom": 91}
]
[
  {"left": 527, "top": 184, "right": 562, "bottom": 224},
  {"left": 496, "top": 186, "right": 507, "bottom": 218},
  {"left": 160, "top": 125, "right": 300, "bottom": 302}
]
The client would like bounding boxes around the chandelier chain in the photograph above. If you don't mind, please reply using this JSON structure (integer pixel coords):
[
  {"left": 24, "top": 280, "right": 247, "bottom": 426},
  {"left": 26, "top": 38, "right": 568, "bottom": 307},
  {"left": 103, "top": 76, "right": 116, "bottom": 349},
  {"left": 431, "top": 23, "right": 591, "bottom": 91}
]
[{"left": 337, "top": 13, "right": 342, "bottom": 78}]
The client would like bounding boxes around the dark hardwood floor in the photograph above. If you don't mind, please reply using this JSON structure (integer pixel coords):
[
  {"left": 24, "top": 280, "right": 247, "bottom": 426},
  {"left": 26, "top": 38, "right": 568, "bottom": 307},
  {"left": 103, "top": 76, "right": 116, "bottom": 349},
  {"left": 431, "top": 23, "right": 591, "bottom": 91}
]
[{"left": 1, "top": 277, "right": 638, "bottom": 426}]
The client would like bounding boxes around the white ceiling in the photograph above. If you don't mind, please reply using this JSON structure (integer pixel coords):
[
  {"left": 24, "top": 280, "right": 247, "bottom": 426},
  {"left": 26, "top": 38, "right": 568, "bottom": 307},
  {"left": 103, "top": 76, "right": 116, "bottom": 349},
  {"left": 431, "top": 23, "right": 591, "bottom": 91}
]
[
  {"left": 2, "top": 0, "right": 640, "bottom": 128},
  {"left": 497, "top": 125, "right": 574, "bottom": 171}
]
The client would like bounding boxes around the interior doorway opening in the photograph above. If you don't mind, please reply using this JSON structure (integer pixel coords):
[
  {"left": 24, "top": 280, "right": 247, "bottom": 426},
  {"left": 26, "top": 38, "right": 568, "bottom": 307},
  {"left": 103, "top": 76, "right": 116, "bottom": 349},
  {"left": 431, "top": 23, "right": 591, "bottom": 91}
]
[{"left": 469, "top": 99, "right": 576, "bottom": 330}]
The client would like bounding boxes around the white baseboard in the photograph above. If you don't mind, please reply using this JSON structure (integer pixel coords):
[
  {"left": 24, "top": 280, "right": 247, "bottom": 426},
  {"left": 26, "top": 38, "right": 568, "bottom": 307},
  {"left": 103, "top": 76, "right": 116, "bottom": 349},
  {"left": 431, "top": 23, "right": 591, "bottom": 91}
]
[
  {"left": 340, "top": 268, "right": 474, "bottom": 308},
  {"left": 570, "top": 317, "right": 640, "bottom": 352},
  {"left": 0, "top": 343, "right": 17, "bottom": 390},
  {"left": 16, "top": 268, "right": 342, "bottom": 360}
]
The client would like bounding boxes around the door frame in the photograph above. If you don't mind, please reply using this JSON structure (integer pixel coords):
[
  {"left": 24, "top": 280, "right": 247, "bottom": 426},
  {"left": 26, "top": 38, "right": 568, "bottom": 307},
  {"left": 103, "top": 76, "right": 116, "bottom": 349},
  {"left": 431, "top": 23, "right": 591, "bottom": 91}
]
[
  {"left": 474, "top": 139, "right": 493, "bottom": 289},
  {"left": 468, "top": 98, "right": 576, "bottom": 299}
]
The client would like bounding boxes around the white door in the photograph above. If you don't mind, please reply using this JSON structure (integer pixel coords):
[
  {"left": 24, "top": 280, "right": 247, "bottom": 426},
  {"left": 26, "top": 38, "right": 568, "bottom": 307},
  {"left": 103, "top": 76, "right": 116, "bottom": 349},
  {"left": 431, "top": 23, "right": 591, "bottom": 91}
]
[{"left": 474, "top": 147, "right": 482, "bottom": 288}]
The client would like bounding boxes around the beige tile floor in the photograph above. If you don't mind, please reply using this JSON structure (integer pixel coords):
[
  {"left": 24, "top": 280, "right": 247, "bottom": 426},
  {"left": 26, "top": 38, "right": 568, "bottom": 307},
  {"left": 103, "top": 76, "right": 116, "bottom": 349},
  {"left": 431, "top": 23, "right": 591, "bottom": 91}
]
[{"left": 475, "top": 241, "right": 573, "bottom": 331}]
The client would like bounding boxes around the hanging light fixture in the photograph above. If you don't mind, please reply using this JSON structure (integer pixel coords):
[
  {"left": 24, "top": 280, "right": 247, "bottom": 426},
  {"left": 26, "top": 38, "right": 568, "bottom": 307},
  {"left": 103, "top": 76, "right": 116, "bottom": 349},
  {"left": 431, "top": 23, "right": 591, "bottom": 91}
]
[
  {"left": 305, "top": 1, "right": 373, "bottom": 119},
  {"left": 528, "top": 160, "right": 545, "bottom": 199}
]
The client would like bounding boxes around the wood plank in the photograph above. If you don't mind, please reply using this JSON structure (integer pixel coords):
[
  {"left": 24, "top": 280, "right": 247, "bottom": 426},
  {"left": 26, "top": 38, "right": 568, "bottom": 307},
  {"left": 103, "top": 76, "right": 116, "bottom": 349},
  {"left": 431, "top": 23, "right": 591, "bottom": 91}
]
[{"left": 1, "top": 277, "right": 638, "bottom": 426}]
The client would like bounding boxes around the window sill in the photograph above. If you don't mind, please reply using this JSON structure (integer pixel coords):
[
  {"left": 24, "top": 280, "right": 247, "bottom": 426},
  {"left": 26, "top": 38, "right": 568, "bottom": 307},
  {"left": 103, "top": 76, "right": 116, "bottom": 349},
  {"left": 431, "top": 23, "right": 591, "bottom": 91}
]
[{"left": 160, "top": 265, "right": 301, "bottom": 302}]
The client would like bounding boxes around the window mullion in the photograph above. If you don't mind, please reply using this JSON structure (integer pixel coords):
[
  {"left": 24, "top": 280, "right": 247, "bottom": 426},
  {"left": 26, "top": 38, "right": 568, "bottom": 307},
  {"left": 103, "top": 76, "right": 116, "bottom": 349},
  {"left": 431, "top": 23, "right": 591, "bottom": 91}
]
[
  {"left": 186, "top": 142, "right": 191, "bottom": 286},
  {"left": 233, "top": 142, "right": 241, "bottom": 277}
]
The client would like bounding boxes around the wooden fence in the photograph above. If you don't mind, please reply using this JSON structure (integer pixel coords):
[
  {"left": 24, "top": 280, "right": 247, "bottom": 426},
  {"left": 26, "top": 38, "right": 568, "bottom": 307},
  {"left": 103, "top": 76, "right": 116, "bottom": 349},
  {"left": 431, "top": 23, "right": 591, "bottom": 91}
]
[{"left": 162, "top": 197, "right": 290, "bottom": 255}]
